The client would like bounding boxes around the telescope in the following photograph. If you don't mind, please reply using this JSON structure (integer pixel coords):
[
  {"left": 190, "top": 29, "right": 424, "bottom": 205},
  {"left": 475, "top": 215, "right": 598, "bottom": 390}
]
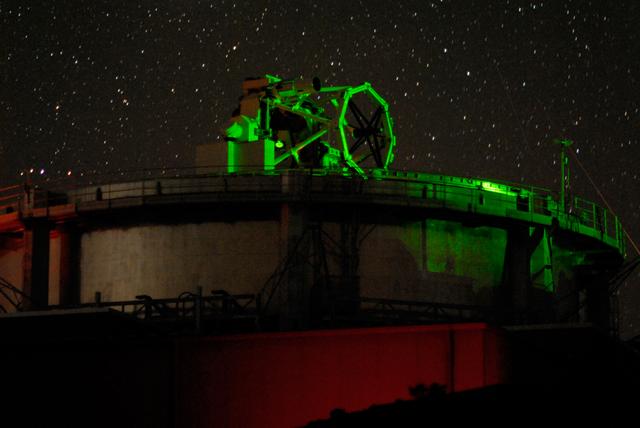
[{"left": 225, "top": 75, "right": 396, "bottom": 177}]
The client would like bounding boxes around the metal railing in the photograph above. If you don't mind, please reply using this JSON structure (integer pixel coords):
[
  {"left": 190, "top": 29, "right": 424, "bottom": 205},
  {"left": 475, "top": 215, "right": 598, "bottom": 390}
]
[
  {"left": 41, "top": 292, "right": 494, "bottom": 330},
  {"left": 345, "top": 297, "right": 497, "bottom": 324},
  {"left": 0, "top": 166, "right": 625, "bottom": 255},
  {"left": 45, "top": 289, "right": 261, "bottom": 333}
]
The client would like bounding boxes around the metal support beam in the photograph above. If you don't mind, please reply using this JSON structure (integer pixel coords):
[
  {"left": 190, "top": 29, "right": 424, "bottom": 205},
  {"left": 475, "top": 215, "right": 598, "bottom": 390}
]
[
  {"left": 22, "top": 219, "right": 50, "bottom": 309},
  {"left": 501, "top": 226, "right": 545, "bottom": 323},
  {"left": 57, "top": 224, "right": 80, "bottom": 306},
  {"left": 279, "top": 201, "right": 311, "bottom": 330}
]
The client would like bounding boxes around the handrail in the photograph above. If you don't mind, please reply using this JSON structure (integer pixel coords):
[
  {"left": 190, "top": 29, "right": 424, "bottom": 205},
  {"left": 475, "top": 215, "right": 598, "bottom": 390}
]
[
  {"left": 0, "top": 167, "right": 626, "bottom": 256},
  {"left": 45, "top": 292, "right": 260, "bottom": 322}
]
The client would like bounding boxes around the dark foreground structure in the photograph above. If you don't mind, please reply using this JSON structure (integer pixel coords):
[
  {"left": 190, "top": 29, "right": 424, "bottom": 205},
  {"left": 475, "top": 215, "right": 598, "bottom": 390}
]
[{"left": 1, "top": 76, "right": 638, "bottom": 426}]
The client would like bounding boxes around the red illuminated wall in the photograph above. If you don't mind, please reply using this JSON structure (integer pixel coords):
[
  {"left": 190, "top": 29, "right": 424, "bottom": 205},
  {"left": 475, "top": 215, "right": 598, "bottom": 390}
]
[{"left": 175, "top": 323, "right": 505, "bottom": 427}]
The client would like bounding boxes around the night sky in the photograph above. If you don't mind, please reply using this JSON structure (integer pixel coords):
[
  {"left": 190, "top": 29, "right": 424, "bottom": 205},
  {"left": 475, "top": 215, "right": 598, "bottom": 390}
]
[{"left": 2, "top": 1, "right": 639, "bottom": 335}]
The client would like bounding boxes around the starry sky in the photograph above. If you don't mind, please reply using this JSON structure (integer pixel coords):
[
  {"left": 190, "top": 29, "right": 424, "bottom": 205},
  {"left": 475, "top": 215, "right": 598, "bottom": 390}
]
[{"left": 2, "top": 0, "right": 639, "bottom": 334}]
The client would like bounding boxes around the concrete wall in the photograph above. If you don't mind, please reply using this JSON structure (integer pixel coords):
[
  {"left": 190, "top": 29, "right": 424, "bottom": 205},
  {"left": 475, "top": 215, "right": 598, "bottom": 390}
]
[
  {"left": 78, "top": 217, "right": 508, "bottom": 307},
  {"left": 358, "top": 220, "right": 507, "bottom": 306},
  {"left": 0, "top": 209, "right": 598, "bottom": 321},
  {"left": 0, "top": 233, "right": 62, "bottom": 309},
  {"left": 79, "top": 222, "right": 280, "bottom": 302},
  {"left": 0, "top": 236, "right": 24, "bottom": 311}
]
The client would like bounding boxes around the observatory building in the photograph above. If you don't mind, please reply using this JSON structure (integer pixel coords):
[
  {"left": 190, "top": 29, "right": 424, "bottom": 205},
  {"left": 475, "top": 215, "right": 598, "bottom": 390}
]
[{"left": 0, "top": 76, "right": 634, "bottom": 426}]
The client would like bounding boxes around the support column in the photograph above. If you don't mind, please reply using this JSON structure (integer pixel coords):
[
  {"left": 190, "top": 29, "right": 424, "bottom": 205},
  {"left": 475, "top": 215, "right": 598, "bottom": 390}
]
[
  {"left": 502, "top": 226, "right": 530, "bottom": 323},
  {"left": 58, "top": 224, "right": 80, "bottom": 306},
  {"left": 279, "top": 201, "right": 311, "bottom": 330},
  {"left": 574, "top": 266, "right": 611, "bottom": 330},
  {"left": 334, "top": 214, "right": 360, "bottom": 316},
  {"left": 277, "top": 172, "right": 363, "bottom": 329},
  {"left": 22, "top": 219, "right": 50, "bottom": 309},
  {"left": 585, "top": 279, "right": 610, "bottom": 329},
  {"left": 501, "top": 225, "right": 545, "bottom": 324}
]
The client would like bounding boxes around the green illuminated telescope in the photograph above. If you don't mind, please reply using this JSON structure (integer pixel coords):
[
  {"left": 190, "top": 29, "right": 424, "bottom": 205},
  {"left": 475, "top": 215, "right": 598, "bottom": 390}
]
[{"left": 225, "top": 75, "right": 396, "bottom": 176}]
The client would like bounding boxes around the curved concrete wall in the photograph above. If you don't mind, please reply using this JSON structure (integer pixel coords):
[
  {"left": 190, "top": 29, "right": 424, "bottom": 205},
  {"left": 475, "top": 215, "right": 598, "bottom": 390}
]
[
  {"left": 359, "top": 220, "right": 507, "bottom": 306},
  {"left": 0, "top": 217, "right": 501, "bottom": 308},
  {"left": 80, "top": 222, "right": 280, "bottom": 302},
  {"left": 78, "top": 217, "right": 512, "bottom": 307},
  {"left": 0, "top": 234, "right": 62, "bottom": 309},
  {"left": 0, "top": 172, "right": 623, "bottom": 329},
  {"left": 0, "top": 211, "right": 589, "bottom": 324}
]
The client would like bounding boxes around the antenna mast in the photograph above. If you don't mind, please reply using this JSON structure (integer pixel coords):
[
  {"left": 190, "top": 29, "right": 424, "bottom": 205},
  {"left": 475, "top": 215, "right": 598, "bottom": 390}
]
[{"left": 554, "top": 138, "right": 573, "bottom": 213}]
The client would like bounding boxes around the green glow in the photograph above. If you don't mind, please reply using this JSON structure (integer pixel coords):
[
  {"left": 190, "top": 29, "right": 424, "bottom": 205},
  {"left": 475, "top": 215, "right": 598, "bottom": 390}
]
[
  {"left": 225, "top": 75, "right": 396, "bottom": 177},
  {"left": 481, "top": 181, "right": 512, "bottom": 195},
  {"left": 220, "top": 76, "right": 625, "bottom": 258},
  {"left": 226, "top": 122, "right": 243, "bottom": 140},
  {"left": 265, "top": 74, "right": 282, "bottom": 84},
  {"left": 263, "top": 139, "right": 274, "bottom": 170},
  {"left": 274, "top": 129, "right": 327, "bottom": 165},
  {"left": 368, "top": 169, "right": 625, "bottom": 257},
  {"left": 422, "top": 219, "right": 507, "bottom": 292},
  {"left": 227, "top": 141, "right": 239, "bottom": 173},
  {"left": 337, "top": 83, "right": 393, "bottom": 173}
]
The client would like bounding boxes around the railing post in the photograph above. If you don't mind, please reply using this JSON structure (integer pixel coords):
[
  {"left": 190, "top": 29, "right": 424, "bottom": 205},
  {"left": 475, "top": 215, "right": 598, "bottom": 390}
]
[
  {"left": 616, "top": 218, "right": 623, "bottom": 253},
  {"left": 144, "top": 298, "right": 152, "bottom": 320},
  {"left": 255, "top": 292, "right": 261, "bottom": 313},
  {"left": 195, "top": 286, "right": 203, "bottom": 334},
  {"left": 529, "top": 192, "right": 533, "bottom": 216}
]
